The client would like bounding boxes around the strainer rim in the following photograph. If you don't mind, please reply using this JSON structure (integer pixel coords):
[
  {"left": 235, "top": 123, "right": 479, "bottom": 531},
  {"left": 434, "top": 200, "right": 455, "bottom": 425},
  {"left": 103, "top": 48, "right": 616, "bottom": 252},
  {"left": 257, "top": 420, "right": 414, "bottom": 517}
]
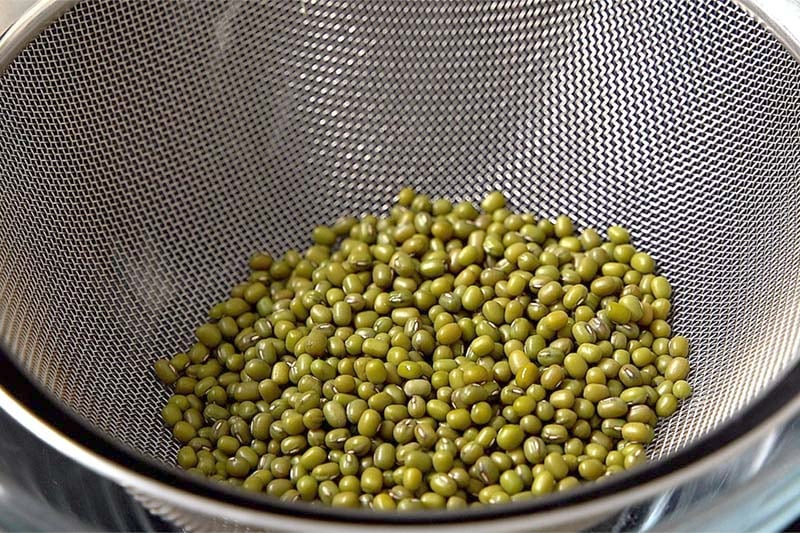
[
  {"left": 0, "top": 0, "right": 77, "bottom": 73},
  {"left": 1, "top": 344, "right": 799, "bottom": 526},
  {"left": 2, "top": 0, "right": 800, "bottom": 526},
  {"left": 736, "top": 0, "right": 800, "bottom": 62}
]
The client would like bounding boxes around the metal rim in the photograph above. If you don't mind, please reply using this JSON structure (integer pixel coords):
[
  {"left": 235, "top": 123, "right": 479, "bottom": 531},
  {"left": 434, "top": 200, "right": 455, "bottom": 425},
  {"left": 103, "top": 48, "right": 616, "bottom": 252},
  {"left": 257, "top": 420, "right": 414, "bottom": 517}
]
[
  {"left": 0, "top": 0, "right": 77, "bottom": 73},
  {"left": 2, "top": 345, "right": 800, "bottom": 529},
  {"left": 1, "top": 0, "right": 800, "bottom": 528},
  {"left": 734, "top": 0, "right": 800, "bottom": 62}
]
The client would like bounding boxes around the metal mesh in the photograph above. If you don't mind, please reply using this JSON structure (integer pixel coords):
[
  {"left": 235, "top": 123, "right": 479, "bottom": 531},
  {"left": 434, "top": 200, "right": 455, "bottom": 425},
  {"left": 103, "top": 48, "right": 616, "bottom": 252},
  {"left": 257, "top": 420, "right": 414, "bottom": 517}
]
[{"left": 0, "top": 0, "right": 799, "bottom": 477}]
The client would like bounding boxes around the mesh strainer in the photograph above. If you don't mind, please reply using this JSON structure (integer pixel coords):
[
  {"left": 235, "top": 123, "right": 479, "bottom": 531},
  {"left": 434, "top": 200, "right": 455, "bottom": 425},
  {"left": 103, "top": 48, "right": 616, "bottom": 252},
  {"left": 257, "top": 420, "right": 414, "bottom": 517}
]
[{"left": 1, "top": 0, "right": 800, "bottom": 530}]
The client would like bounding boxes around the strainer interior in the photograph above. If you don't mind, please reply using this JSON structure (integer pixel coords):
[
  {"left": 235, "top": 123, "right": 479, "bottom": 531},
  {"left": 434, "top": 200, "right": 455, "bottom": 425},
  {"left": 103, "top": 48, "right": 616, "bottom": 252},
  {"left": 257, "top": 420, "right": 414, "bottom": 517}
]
[{"left": 0, "top": 0, "right": 799, "bottom": 515}]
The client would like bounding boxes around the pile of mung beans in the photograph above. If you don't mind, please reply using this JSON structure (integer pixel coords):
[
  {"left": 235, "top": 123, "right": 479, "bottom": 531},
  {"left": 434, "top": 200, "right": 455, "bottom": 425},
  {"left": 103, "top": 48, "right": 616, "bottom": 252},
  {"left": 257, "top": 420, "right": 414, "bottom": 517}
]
[{"left": 154, "top": 189, "right": 692, "bottom": 510}]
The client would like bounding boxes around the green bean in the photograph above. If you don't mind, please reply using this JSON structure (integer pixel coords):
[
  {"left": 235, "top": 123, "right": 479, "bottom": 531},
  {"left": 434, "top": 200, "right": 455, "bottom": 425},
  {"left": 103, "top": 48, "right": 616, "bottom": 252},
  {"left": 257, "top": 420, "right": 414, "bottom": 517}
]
[{"left": 157, "top": 188, "right": 690, "bottom": 510}]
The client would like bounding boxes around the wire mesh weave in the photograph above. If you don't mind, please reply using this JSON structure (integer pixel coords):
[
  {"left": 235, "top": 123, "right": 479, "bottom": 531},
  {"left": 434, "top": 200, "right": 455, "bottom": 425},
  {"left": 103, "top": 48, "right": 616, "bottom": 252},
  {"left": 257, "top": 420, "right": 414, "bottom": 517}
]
[{"left": 0, "top": 0, "right": 799, "bottom": 479}]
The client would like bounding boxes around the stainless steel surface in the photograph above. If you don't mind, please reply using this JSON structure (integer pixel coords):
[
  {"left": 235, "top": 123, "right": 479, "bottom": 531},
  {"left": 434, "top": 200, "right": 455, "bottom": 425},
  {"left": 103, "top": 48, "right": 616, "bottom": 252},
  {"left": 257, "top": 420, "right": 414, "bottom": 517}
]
[
  {"left": 0, "top": 1, "right": 38, "bottom": 37},
  {"left": 650, "top": 419, "right": 800, "bottom": 532},
  {"left": 737, "top": 0, "right": 800, "bottom": 61},
  {"left": 0, "top": 0, "right": 799, "bottom": 529},
  {"left": 0, "top": 407, "right": 165, "bottom": 531},
  {"left": 0, "top": 0, "right": 76, "bottom": 69}
]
